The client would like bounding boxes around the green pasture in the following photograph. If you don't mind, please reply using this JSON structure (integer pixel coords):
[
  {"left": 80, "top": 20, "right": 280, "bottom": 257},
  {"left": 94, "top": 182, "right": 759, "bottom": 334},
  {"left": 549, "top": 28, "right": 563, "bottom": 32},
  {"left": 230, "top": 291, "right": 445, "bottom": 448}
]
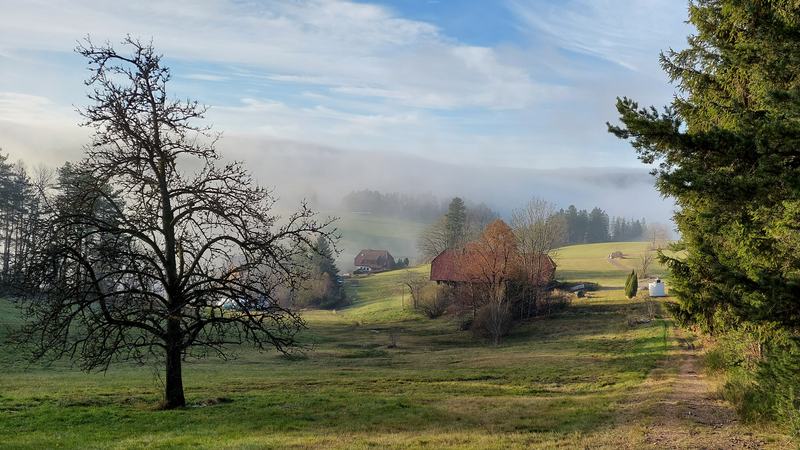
[{"left": 0, "top": 242, "right": 679, "bottom": 449}]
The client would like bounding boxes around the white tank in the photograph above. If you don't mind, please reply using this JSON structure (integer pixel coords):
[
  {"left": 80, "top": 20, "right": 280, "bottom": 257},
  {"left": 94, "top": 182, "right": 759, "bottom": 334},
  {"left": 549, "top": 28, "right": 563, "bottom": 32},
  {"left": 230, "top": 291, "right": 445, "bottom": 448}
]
[{"left": 648, "top": 279, "right": 666, "bottom": 297}]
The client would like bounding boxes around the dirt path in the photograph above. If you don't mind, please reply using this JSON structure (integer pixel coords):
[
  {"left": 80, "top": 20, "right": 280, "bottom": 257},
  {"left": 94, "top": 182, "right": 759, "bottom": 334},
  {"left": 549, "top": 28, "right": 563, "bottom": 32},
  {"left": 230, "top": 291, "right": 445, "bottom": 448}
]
[
  {"left": 607, "top": 256, "right": 629, "bottom": 272},
  {"left": 643, "top": 336, "right": 762, "bottom": 448},
  {"left": 622, "top": 327, "right": 789, "bottom": 449}
]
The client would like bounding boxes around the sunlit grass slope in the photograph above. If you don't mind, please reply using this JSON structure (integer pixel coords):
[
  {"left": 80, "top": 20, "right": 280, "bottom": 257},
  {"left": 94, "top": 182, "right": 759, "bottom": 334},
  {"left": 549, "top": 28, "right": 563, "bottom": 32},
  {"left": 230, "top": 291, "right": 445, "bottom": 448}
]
[
  {"left": 555, "top": 241, "right": 669, "bottom": 287},
  {"left": 0, "top": 242, "right": 680, "bottom": 449}
]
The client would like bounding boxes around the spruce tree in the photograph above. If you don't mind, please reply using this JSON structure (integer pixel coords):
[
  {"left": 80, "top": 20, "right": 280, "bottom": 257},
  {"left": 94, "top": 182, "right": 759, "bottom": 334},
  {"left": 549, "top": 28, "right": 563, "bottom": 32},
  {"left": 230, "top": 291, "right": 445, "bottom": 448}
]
[
  {"left": 445, "top": 197, "right": 467, "bottom": 248},
  {"left": 609, "top": 1, "right": 800, "bottom": 329}
]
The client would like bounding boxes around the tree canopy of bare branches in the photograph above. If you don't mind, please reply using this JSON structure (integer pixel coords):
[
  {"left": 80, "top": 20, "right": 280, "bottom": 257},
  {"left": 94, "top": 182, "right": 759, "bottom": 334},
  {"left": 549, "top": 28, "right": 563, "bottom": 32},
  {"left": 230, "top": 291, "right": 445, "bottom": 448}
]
[
  {"left": 15, "top": 37, "right": 335, "bottom": 409},
  {"left": 511, "top": 198, "right": 566, "bottom": 317}
]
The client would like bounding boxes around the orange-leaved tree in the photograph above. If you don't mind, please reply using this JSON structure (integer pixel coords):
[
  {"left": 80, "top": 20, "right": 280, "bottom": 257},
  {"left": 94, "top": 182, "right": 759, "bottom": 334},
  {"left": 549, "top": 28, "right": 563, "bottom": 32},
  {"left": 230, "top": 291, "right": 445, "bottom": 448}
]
[{"left": 458, "top": 219, "right": 521, "bottom": 305}]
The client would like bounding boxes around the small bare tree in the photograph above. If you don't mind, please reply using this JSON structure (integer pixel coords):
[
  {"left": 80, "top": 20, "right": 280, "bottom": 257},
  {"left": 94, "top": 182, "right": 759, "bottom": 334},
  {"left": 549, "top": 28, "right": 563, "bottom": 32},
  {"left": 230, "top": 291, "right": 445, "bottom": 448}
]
[
  {"left": 648, "top": 223, "right": 671, "bottom": 250},
  {"left": 511, "top": 198, "right": 565, "bottom": 317},
  {"left": 403, "top": 270, "right": 428, "bottom": 310},
  {"left": 15, "top": 37, "right": 335, "bottom": 409},
  {"left": 417, "top": 216, "right": 449, "bottom": 262},
  {"left": 638, "top": 251, "right": 655, "bottom": 278}
]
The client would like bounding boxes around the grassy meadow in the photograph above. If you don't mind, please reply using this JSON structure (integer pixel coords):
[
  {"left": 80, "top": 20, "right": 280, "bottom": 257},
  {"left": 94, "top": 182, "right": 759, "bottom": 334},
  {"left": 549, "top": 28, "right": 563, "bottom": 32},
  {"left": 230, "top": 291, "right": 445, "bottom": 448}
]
[
  {"left": 555, "top": 242, "right": 670, "bottom": 287},
  {"left": 0, "top": 242, "right": 681, "bottom": 448}
]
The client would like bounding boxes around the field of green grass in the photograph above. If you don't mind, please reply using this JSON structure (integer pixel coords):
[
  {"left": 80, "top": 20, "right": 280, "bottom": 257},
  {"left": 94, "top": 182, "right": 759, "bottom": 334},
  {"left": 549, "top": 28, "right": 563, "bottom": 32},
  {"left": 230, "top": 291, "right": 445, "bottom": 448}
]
[
  {"left": 555, "top": 241, "right": 670, "bottom": 287},
  {"left": 0, "top": 242, "right": 681, "bottom": 448}
]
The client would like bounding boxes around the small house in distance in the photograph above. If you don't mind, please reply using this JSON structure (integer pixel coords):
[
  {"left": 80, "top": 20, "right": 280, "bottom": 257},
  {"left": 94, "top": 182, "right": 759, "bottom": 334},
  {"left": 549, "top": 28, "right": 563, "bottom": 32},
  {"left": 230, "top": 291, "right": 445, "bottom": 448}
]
[{"left": 354, "top": 249, "right": 395, "bottom": 272}]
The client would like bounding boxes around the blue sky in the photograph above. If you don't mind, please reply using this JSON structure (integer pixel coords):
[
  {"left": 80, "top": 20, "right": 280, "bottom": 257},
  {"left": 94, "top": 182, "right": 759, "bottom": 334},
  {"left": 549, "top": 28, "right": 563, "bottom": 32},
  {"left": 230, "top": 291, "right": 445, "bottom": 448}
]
[{"left": 0, "top": 0, "right": 691, "bottom": 218}]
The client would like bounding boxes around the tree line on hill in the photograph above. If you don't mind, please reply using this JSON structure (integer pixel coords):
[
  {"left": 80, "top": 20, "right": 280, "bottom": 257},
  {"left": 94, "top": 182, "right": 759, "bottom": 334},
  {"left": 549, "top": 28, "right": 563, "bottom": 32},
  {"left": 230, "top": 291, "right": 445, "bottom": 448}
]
[
  {"left": 0, "top": 153, "right": 50, "bottom": 292},
  {"left": 418, "top": 199, "right": 656, "bottom": 261},
  {"left": 416, "top": 197, "right": 500, "bottom": 261},
  {"left": 341, "top": 189, "right": 445, "bottom": 221},
  {"left": 341, "top": 189, "right": 498, "bottom": 225},
  {"left": 555, "top": 205, "right": 647, "bottom": 245},
  {"left": 610, "top": 1, "right": 800, "bottom": 435}
]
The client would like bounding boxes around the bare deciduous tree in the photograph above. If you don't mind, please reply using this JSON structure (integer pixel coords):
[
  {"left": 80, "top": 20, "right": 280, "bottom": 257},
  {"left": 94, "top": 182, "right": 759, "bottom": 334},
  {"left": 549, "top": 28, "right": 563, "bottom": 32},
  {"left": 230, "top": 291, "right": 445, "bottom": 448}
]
[
  {"left": 403, "top": 270, "right": 428, "bottom": 310},
  {"left": 511, "top": 198, "right": 565, "bottom": 317},
  {"left": 648, "top": 223, "right": 671, "bottom": 250},
  {"left": 417, "top": 216, "right": 448, "bottom": 262},
  {"left": 638, "top": 251, "right": 655, "bottom": 278},
  {"left": 15, "top": 37, "right": 335, "bottom": 409}
]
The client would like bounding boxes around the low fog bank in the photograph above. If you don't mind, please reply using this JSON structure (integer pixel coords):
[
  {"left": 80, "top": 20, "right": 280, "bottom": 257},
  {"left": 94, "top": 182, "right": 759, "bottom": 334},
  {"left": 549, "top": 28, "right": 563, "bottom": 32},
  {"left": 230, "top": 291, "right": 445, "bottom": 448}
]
[
  {"left": 223, "top": 136, "right": 676, "bottom": 224},
  {"left": 4, "top": 124, "right": 674, "bottom": 225},
  {"left": 4, "top": 128, "right": 675, "bottom": 269}
]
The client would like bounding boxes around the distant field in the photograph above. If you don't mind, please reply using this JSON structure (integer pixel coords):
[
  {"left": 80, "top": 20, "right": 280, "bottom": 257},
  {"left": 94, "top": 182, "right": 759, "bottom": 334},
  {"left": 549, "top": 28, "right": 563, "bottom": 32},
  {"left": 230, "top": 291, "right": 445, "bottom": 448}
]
[
  {"left": 555, "top": 241, "right": 670, "bottom": 287},
  {"left": 0, "top": 241, "right": 701, "bottom": 448},
  {"left": 326, "top": 211, "right": 429, "bottom": 271}
]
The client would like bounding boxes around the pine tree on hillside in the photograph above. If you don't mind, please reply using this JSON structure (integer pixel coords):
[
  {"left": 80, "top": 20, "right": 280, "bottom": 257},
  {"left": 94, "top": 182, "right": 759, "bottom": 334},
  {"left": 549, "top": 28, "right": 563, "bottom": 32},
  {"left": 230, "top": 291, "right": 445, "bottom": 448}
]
[
  {"left": 445, "top": 197, "right": 467, "bottom": 249},
  {"left": 304, "top": 236, "right": 344, "bottom": 309},
  {"left": 311, "top": 236, "right": 338, "bottom": 279}
]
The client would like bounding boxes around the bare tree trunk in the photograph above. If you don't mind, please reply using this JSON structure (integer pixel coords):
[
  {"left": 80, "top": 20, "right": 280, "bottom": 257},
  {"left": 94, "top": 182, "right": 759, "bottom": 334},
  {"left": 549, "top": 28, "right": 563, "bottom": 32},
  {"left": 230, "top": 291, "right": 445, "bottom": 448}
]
[
  {"left": 2, "top": 214, "right": 11, "bottom": 279},
  {"left": 164, "top": 318, "right": 186, "bottom": 409}
]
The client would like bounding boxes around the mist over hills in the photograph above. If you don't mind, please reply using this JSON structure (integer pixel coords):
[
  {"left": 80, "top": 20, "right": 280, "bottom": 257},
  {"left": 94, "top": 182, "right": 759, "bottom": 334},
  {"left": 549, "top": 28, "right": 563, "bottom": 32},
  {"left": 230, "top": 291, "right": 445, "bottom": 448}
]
[{"left": 222, "top": 136, "right": 675, "bottom": 224}]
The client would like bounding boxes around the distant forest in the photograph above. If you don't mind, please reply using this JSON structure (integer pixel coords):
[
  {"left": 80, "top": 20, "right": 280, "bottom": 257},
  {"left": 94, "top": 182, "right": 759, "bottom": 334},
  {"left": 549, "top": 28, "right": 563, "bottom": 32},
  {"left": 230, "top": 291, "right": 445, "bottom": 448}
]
[
  {"left": 341, "top": 189, "right": 444, "bottom": 221},
  {"left": 341, "top": 189, "right": 501, "bottom": 222},
  {"left": 342, "top": 190, "right": 650, "bottom": 245},
  {"left": 555, "top": 205, "right": 647, "bottom": 244}
]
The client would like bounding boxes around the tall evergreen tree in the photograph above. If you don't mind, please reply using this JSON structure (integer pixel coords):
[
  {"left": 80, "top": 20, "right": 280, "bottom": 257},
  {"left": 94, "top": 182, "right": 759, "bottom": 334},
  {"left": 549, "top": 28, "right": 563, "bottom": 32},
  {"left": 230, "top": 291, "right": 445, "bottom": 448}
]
[
  {"left": 297, "top": 235, "right": 344, "bottom": 309},
  {"left": 445, "top": 197, "right": 467, "bottom": 249},
  {"left": 588, "top": 207, "right": 610, "bottom": 243},
  {"left": 610, "top": 1, "right": 800, "bottom": 329},
  {"left": 311, "top": 236, "right": 338, "bottom": 280}
]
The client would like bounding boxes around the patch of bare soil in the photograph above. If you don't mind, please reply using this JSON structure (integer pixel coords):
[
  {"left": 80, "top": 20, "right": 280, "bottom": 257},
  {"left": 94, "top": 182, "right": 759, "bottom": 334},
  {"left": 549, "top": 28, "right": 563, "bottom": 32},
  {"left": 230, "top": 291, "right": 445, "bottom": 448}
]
[{"left": 620, "top": 327, "right": 792, "bottom": 449}]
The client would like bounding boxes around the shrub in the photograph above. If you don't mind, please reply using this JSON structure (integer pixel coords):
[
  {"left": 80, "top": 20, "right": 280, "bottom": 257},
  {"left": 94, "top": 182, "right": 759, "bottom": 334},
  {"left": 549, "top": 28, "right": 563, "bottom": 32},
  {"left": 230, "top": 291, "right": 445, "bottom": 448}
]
[
  {"left": 705, "top": 321, "right": 800, "bottom": 435},
  {"left": 624, "top": 270, "right": 638, "bottom": 299},
  {"left": 704, "top": 346, "right": 727, "bottom": 373},
  {"left": 472, "top": 303, "right": 513, "bottom": 345},
  {"left": 754, "top": 336, "right": 800, "bottom": 434},
  {"left": 540, "top": 289, "right": 573, "bottom": 315},
  {"left": 458, "top": 315, "right": 474, "bottom": 331},
  {"left": 643, "top": 294, "right": 658, "bottom": 320},
  {"left": 417, "top": 285, "right": 452, "bottom": 319}
]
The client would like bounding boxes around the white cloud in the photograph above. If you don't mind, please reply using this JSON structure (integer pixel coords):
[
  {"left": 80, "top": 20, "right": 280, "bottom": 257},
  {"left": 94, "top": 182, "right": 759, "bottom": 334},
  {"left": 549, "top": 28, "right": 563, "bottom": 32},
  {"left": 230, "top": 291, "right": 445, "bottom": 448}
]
[
  {"left": 508, "top": 0, "right": 691, "bottom": 72},
  {"left": 183, "top": 73, "right": 228, "bottom": 82},
  {"left": 0, "top": 0, "right": 688, "bottom": 180},
  {"left": 0, "top": 91, "right": 75, "bottom": 125},
  {"left": 0, "top": 0, "right": 553, "bottom": 110}
]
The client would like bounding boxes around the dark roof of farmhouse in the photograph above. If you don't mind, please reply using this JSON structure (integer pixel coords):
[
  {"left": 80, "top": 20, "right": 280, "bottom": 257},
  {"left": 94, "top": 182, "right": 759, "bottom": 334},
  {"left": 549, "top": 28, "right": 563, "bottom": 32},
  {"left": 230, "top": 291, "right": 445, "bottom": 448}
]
[{"left": 354, "top": 249, "right": 394, "bottom": 266}]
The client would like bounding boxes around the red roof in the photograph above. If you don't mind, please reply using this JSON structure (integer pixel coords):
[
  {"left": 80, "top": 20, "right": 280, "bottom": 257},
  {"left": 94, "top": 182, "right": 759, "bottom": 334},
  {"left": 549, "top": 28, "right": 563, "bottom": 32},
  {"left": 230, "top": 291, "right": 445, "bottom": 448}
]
[
  {"left": 429, "top": 249, "right": 556, "bottom": 285},
  {"left": 430, "top": 249, "right": 469, "bottom": 282}
]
